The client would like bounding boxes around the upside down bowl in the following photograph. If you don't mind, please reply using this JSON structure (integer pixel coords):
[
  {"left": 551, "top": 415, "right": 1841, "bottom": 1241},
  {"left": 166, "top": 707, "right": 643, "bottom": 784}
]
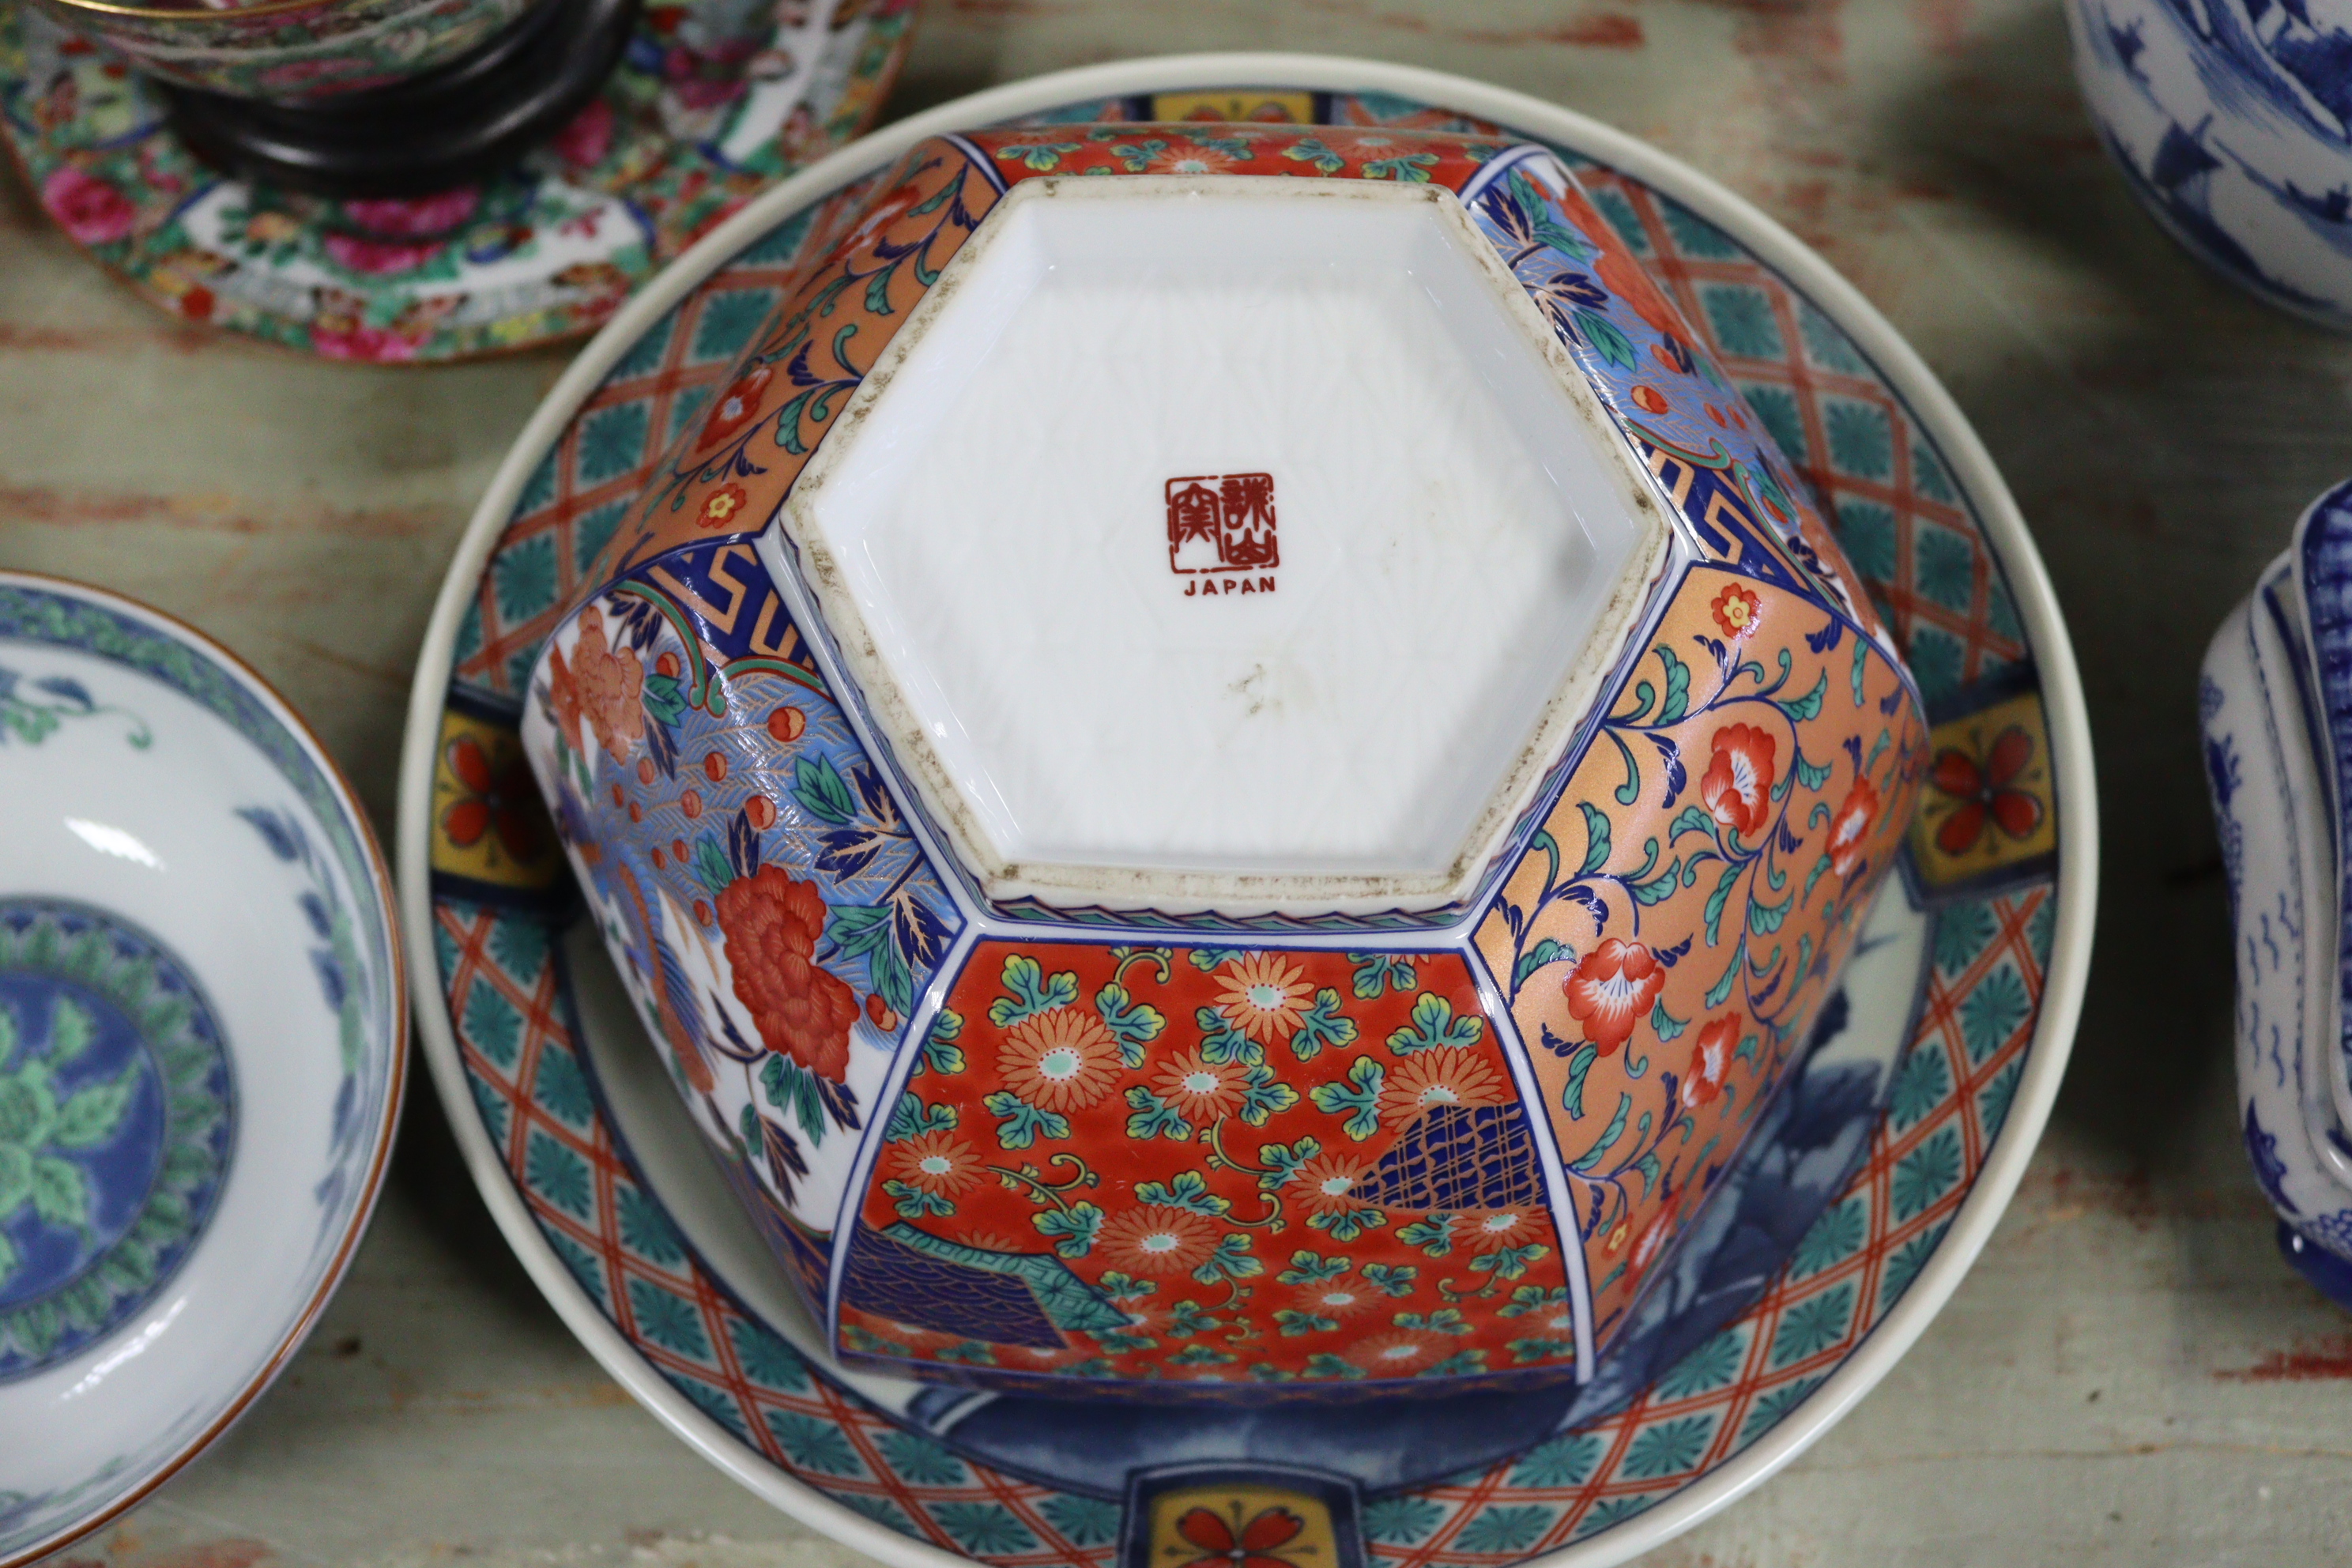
[{"left": 517, "top": 122, "right": 1929, "bottom": 1404}]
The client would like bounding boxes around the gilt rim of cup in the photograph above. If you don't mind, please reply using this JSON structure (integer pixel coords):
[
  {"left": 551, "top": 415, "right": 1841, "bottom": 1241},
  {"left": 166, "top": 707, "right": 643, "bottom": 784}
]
[{"left": 36, "top": 0, "right": 520, "bottom": 40}]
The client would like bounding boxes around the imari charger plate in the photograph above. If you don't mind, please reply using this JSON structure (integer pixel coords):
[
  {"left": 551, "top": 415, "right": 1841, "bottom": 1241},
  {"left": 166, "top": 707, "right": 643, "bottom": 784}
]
[{"left": 396, "top": 55, "right": 2096, "bottom": 1568}]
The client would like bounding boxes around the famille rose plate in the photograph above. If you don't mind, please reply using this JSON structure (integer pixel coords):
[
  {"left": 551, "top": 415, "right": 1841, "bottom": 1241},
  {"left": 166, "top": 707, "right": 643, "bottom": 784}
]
[
  {"left": 395, "top": 55, "right": 2096, "bottom": 1568},
  {"left": 0, "top": 0, "right": 912, "bottom": 364}
]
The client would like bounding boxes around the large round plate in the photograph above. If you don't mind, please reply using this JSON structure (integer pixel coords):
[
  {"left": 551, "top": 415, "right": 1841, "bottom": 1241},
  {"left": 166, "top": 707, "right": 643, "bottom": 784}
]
[{"left": 395, "top": 55, "right": 2096, "bottom": 1568}]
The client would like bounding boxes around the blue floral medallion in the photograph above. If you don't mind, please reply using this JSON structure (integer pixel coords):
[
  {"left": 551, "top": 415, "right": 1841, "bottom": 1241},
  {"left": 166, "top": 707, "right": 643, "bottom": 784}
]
[{"left": 0, "top": 899, "right": 236, "bottom": 1379}]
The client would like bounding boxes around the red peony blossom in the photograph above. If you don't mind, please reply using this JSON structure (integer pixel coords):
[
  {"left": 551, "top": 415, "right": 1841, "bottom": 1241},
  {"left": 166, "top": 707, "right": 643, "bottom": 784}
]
[
  {"left": 1548, "top": 179, "right": 1615, "bottom": 254},
  {"left": 1171, "top": 1506, "right": 1308, "bottom": 1568},
  {"left": 1700, "top": 722, "right": 1777, "bottom": 839},
  {"left": 1594, "top": 241, "right": 1686, "bottom": 341},
  {"left": 698, "top": 364, "right": 774, "bottom": 450},
  {"left": 545, "top": 639, "right": 583, "bottom": 756},
  {"left": 570, "top": 605, "right": 645, "bottom": 764},
  {"left": 1563, "top": 938, "right": 1667, "bottom": 1055},
  {"left": 1710, "top": 581, "right": 1762, "bottom": 641},
  {"left": 42, "top": 166, "right": 136, "bottom": 246},
  {"left": 840, "top": 179, "right": 928, "bottom": 253},
  {"left": 714, "top": 864, "right": 858, "bottom": 1081},
  {"left": 1826, "top": 776, "right": 1883, "bottom": 878},
  {"left": 1628, "top": 1209, "right": 1676, "bottom": 1281},
  {"left": 1681, "top": 1014, "right": 1739, "bottom": 1109},
  {"left": 311, "top": 321, "right": 416, "bottom": 362},
  {"left": 321, "top": 232, "right": 446, "bottom": 276}
]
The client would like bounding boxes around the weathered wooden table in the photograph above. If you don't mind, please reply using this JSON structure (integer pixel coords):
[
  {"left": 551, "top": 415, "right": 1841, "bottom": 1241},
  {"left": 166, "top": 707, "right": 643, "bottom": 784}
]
[{"left": 5, "top": 0, "right": 2344, "bottom": 1561}]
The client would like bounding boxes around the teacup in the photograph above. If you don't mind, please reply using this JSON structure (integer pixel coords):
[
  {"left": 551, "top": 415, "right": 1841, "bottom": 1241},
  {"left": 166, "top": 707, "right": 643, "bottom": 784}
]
[
  {"left": 2203, "top": 477, "right": 2352, "bottom": 1306},
  {"left": 27, "top": 0, "right": 542, "bottom": 103},
  {"left": 522, "top": 123, "right": 1928, "bottom": 1400}
]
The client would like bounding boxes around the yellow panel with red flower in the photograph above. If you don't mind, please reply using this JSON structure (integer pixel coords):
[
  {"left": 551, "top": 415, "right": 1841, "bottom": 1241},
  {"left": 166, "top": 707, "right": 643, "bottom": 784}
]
[
  {"left": 1143, "top": 1479, "right": 1349, "bottom": 1568},
  {"left": 429, "top": 701, "right": 567, "bottom": 894},
  {"left": 1909, "top": 688, "right": 2056, "bottom": 891}
]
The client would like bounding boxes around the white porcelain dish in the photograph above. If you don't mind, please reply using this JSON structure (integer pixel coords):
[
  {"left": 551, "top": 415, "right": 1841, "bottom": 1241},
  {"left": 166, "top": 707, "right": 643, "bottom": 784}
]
[{"left": 0, "top": 573, "right": 405, "bottom": 1568}]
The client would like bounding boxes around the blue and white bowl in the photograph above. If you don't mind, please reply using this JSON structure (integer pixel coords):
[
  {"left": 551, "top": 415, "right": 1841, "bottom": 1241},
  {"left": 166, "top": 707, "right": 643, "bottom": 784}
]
[
  {"left": 2067, "top": 0, "right": 2352, "bottom": 327},
  {"left": 0, "top": 574, "right": 405, "bottom": 1567},
  {"left": 2203, "top": 482, "right": 2352, "bottom": 1306}
]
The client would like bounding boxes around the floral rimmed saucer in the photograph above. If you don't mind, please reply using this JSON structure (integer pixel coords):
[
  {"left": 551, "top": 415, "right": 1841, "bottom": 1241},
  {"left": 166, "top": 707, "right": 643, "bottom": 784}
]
[
  {"left": 395, "top": 55, "right": 2095, "bottom": 1568},
  {"left": 0, "top": 0, "right": 913, "bottom": 364}
]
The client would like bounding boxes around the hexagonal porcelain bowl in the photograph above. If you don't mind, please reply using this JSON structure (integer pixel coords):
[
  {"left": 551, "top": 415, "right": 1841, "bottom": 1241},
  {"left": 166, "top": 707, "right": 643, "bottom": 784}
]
[{"left": 520, "top": 124, "right": 1928, "bottom": 1405}]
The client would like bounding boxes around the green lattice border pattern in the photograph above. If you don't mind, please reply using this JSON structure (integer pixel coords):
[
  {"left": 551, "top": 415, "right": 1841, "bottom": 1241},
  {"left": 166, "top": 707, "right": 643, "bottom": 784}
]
[
  {"left": 1558, "top": 163, "right": 2031, "bottom": 708},
  {"left": 448, "top": 183, "right": 874, "bottom": 701}
]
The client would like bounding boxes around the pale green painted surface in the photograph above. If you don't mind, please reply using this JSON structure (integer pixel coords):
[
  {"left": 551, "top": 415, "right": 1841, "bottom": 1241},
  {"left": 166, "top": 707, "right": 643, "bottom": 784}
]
[{"left": 2, "top": 0, "right": 2346, "bottom": 1561}]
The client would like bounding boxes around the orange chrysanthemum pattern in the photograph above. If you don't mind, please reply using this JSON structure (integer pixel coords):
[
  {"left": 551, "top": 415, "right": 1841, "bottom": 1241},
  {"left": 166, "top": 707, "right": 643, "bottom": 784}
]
[
  {"left": 1151, "top": 1046, "right": 1248, "bottom": 1122},
  {"left": 1099, "top": 1205, "right": 1222, "bottom": 1276},
  {"left": 885, "top": 1131, "right": 980, "bottom": 1197},
  {"left": 995, "top": 1008, "right": 1121, "bottom": 1112},
  {"left": 1292, "top": 1152, "right": 1374, "bottom": 1216},
  {"left": 1378, "top": 1051, "right": 1510, "bottom": 1123},
  {"left": 1216, "top": 953, "right": 1312, "bottom": 1046}
]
